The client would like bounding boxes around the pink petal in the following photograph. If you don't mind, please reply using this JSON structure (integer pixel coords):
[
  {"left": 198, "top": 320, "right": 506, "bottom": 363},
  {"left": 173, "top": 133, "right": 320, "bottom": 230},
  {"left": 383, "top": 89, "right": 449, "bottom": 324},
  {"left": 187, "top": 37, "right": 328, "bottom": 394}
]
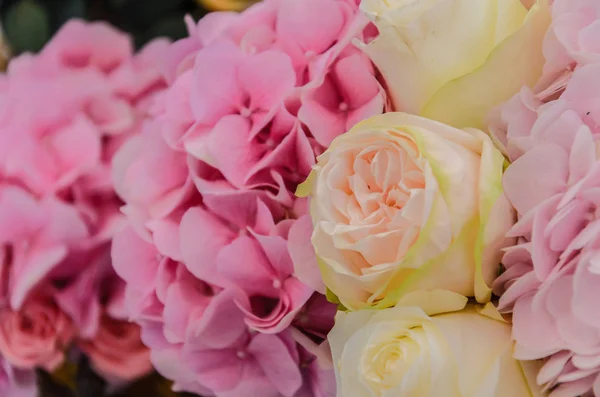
[
  {"left": 503, "top": 144, "right": 569, "bottom": 215},
  {"left": 216, "top": 236, "right": 275, "bottom": 294},
  {"left": 187, "top": 289, "right": 246, "bottom": 349},
  {"left": 298, "top": 98, "right": 346, "bottom": 147},
  {"left": 190, "top": 41, "right": 243, "bottom": 125},
  {"left": 248, "top": 333, "right": 303, "bottom": 397},
  {"left": 333, "top": 54, "right": 378, "bottom": 109},
  {"left": 238, "top": 50, "right": 295, "bottom": 111},
  {"left": 163, "top": 280, "right": 210, "bottom": 344},
  {"left": 48, "top": 116, "right": 102, "bottom": 190},
  {"left": 10, "top": 246, "right": 67, "bottom": 310},
  {"left": 252, "top": 233, "right": 294, "bottom": 278},
  {"left": 568, "top": 126, "right": 596, "bottom": 184},
  {"left": 573, "top": 253, "right": 600, "bottom": 329},
  {"left": 179, "top": 207, "right": 234, "bottom": 286},
  {"left": 531, "top": 197, "right": 562, "bottom": 281},
  {"left": 512, "top": 293, "right": 563, "bottom": 360},
  {"left": 147, "top": 217, "right": 183, "bottom": 261},
  {"left": 287, "top": 215, "right": 325, "bottom": 294},
  {"left": 276, "top": 0, "right": 345, "bottom": 54},
  {"left": 207, "top": 115, "right": 258, "bottom": 188},
  {"left": 185, "top": 346, "right": 245, "bottom": 392},
  {"left": 111, "top": 226, "right": 160, "bottom": 289}
]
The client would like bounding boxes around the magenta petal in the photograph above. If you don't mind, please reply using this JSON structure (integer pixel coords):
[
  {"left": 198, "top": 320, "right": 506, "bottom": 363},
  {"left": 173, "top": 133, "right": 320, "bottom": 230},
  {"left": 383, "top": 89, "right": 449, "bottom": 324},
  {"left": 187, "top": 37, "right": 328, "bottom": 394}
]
[{"left": 248, "top": 333, "right": 303, "bottom": 397}]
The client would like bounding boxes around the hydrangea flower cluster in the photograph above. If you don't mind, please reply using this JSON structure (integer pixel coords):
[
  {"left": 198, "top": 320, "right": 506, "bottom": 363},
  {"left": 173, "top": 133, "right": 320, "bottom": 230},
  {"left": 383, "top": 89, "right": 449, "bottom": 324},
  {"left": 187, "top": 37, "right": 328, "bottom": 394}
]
[
  {"left": 491, "top": 0, "right": 600, "bottom": 395},
  {"left": 0, "top": 19, "right": 167, "bottom": 383},
  {"left": 111, "top": 0, "right": 385, "bottom": 395}
]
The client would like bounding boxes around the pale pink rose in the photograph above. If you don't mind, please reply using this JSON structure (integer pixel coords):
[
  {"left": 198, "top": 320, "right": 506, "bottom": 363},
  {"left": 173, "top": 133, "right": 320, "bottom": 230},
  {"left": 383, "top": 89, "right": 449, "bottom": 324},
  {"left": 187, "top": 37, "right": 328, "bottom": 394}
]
[
  {"left": 79, "top": 315, "right": 152, "bottom": 381},
  {"left": 298, "top": 113, "right": 514, "bottom": 310},
  {"left": 0, "top": 297, "right": 74, "bottom": 371},
  {"left": 494, "top": 63, "right": 600, "bottom": 396}
]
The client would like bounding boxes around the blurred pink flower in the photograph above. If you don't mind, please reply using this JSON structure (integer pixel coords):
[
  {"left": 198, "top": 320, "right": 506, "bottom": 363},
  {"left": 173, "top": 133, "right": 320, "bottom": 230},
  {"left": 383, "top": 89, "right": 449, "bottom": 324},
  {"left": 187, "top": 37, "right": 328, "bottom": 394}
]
[
  {"left": 494, "top": 63, "right": 600, "bottom": 396},
  {"left": 0, "top": 297, "right": 74, "bottom": 371},
  {"left": 0, "top": 355, "right": 36, "bottom": 397},
  {"left": 0, "top": 19, "right": 168, "bottom": 382},
  {"left": 79, "top": 315, "right": 152, "bottom": 381}
]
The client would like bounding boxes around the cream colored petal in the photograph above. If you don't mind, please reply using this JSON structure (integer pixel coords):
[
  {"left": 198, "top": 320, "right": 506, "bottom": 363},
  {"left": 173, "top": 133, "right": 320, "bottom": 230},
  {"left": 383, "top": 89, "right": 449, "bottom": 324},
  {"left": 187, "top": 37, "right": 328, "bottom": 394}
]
[
  {"left": 468, "top": 128, "right": 516, "bottom": 303},
  {"left": 405, "top": 125, "right": 480, "bottom": 237},
  {"left": 395, "top": 290, "right": 468, "bottom": 316},
  {"left": 421, "top": 0, "right": 551, "bottom": 129},
  {"left": 433, "top": 310, "right": 514, "bottom": 397},
  {"left": 361, "top": 0, "right": 528, "bottom": 113},
  {"left": 328, "top": 310, "right": 377, "bottom": 397}
]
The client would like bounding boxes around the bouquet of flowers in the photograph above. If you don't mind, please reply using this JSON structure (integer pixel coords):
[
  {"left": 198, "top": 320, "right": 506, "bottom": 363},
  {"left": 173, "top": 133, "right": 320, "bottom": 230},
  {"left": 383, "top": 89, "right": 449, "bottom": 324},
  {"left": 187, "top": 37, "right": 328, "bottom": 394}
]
[{"left": 2, "top": 0, "right": 600, "bottom": 396}]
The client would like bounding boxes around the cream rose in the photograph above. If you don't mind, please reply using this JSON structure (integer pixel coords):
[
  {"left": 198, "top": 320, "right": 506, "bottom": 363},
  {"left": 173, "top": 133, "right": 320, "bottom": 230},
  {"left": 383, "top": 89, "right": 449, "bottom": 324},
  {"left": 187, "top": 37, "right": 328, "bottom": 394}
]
[
  {"left": 328, "top": 290, "right": 546, "bottom": 397},
  {"left": 298, "top": 113, "right": 514, "bottom": 310},
  {"left": 359, "top": 0, "right": 551, "bottom": 129}
]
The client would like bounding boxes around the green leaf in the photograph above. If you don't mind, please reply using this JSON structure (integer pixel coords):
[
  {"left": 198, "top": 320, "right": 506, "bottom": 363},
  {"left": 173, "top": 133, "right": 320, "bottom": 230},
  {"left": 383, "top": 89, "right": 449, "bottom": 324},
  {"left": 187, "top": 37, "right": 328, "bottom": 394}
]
[{"left": 3, "top": 0, "right": 50, "bottom": 53}]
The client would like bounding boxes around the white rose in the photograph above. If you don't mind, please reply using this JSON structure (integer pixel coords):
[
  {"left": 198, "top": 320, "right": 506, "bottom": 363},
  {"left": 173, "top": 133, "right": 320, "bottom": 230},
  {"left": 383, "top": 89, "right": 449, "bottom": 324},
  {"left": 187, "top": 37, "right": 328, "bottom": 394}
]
[
  {"left": 359, "top": 0, "right": 551, "bottom": 129},
  {"left": 328, "top": 290, "right": 546, "bottom": 397}
]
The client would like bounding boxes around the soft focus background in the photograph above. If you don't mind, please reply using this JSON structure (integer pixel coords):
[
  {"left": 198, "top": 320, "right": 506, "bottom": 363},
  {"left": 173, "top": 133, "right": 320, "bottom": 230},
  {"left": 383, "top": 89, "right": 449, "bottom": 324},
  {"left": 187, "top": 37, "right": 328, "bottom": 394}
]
[
  {"left": 0, "top": 1, "right": 254, "bottom": 395},
  {"left": 0, "top": 0, "right": 257, "bottom": 67}
]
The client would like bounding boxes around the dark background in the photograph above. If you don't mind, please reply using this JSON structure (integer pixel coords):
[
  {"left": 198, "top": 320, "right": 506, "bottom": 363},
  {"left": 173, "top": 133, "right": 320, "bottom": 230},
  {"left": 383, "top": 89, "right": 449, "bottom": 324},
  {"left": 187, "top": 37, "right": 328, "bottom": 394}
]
[{"left": 0, "top": 0, "right": 210, "bottom": 54}]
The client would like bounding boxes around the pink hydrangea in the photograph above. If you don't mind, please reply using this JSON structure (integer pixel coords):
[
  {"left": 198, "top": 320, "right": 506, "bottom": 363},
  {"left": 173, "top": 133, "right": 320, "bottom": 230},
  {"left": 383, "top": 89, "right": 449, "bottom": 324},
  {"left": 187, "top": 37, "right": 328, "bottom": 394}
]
[
  {"left": 0, "top": 19, "right": 166, "bottom": 380},
  {"left": 492, "top": 3, "right": 600, "bottom": 392},
  {"left": 111, "top": 0, "right": 384, "bottom": 395}
]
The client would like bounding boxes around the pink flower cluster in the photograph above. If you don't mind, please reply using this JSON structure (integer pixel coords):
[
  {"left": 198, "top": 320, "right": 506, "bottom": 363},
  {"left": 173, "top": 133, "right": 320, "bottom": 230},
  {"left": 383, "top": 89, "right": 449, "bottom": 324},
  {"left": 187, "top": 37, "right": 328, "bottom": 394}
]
[
  {"left": 491, "top": 1, "right": 600, "bottom": 395},
  {"left": 0, "top": 19, "right": 166, "bottom": 383},
  {"left": 111, "top": 0, "right": 384, "bottom": 395}
]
